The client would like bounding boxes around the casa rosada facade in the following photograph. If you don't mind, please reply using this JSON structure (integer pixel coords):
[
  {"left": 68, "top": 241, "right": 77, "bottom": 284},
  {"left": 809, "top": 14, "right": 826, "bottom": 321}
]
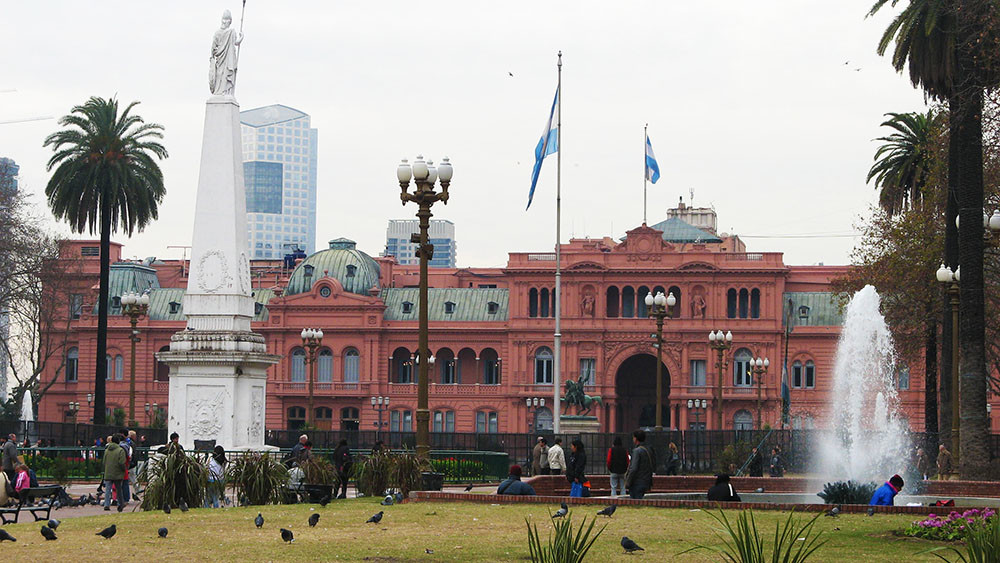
[{"left": 38, "top": 210, "right": 934, "bottom": 435}]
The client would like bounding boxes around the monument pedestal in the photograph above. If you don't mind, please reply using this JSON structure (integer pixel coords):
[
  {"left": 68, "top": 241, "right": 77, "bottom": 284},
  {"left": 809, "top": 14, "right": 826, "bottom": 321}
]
[{"left": 559, "top": 415, "right": 600, "bottom": 435}]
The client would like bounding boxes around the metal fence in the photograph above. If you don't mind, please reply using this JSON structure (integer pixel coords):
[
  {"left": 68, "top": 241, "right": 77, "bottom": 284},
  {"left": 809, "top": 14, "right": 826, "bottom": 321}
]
[{"left": 0, "top": 420, "right": 167, "bottom": 449}]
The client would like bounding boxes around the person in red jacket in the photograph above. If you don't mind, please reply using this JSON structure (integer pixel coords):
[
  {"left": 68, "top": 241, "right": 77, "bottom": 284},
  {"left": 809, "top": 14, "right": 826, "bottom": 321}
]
[{"left": 606, "top": 436, "right": 630, "bottom": 497}]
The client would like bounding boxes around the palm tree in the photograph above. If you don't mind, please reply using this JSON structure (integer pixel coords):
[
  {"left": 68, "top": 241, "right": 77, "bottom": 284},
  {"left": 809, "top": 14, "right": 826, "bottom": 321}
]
[
  {"left": 43, "top": 97, "right": 167, "bottom": 425},
  {"left": 868, "top": 110, "right": 941, "bottom": 215}
]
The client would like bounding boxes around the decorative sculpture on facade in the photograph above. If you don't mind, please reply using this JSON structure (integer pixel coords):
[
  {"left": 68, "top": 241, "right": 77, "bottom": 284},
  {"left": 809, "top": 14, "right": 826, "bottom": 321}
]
[{"left": 691, "top": 294, "right": 707, "bottom": 319}]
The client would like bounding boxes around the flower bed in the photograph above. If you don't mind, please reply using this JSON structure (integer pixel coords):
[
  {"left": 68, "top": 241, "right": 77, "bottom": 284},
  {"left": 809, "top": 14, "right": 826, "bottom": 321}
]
[{"left": 903, "top": 508, "right": 998, "bottom": 541}]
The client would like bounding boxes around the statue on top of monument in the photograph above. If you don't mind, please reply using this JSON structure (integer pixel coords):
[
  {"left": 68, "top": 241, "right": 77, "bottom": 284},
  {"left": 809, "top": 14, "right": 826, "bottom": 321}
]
[{"left": 209, "top": 9, "right": 244, "bottom": 96}]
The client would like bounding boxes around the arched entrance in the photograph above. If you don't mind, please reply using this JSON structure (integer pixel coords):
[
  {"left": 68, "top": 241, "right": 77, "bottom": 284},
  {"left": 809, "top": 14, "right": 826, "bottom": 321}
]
[{"left": 615, "top": 353, "right": 670, "bottom": 431}]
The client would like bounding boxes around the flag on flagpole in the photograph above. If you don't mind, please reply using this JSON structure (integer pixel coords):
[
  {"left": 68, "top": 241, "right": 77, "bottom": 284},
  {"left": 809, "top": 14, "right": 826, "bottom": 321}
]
[
  {"left": 526, "top": 85, "right": 560, "bottom": 210},
  {"left": 645, "top": 134, "right": 660, "bottom": 184},
  {"left": 781, "top": 361, "right": 790, "bottom": 425}
]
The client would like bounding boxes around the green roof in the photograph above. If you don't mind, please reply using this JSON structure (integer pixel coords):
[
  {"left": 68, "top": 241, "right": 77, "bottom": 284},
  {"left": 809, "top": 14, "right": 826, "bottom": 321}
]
[
  {"left": 147, "top": 288, "right": 272, "bottom": 322},
  {"left": 381, "top": 288, "right": 508, "bottom": 321},
  {"left": 783, "top": 292, "right": 843, "bottom": 327},
  {"left": 648, "top": 217, "right": 723, "bottom": 243},
  {"left": 96, "top": 263, "right": 162, "bottom": 315},
  {"left": 285, "top": 240, "right": 381, "bottom": 297}
]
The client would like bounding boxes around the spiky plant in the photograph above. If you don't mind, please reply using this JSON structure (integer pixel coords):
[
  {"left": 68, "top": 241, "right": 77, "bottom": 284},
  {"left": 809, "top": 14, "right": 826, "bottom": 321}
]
[
  {"left": 139, "top": 449, "right": 207, "bottom": 510},
  {"left": 525, "top": 514, "right": 606, "bottom": 563},
  {"left": 227, "top": 452, "right": 288, "bottom": 506}
]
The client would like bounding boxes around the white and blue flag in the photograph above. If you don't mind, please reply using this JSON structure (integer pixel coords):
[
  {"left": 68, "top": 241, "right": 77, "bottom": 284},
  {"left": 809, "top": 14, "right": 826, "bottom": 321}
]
[
  {"left": 527, "top": 85, "right": 559, "bottom": 210},
  {"left": 645, "top": 134, "right": 660, "bottom": 184}
]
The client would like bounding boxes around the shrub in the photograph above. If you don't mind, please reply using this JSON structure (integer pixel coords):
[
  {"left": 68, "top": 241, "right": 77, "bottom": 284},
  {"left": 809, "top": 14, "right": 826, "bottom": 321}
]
[
  {"left": 49, "top": 457, "right": 71, "bottom": 486},
  {"left": 300, "top": 457, "right": 336, "bottom": 485},
  {"left": 526, "top": 515, "right": 606, "bottom": 563},
  {"left": 716, "top": 441, "right": 754, "bottom": 475},
  {"left": 905, "top": 509, "right": 998, "bottom": 542},
  {"left": 227, "top": 452, "right": 288, "bottom": 506},
  {"left": 679, "top": 508, "right": 827, "bottom": 563},
  {"left": 391, "top": 452, "right": 426, "bottom": 497},
  {"left": 429, "top": 457, "right": 487, "bottom": 481},
  {"left": 918, "top": 512, "right": 1000, "bottom": 562},
  {"left": 353, "top": 451, "right": 429, "bottom": 497},
  {"left": 816, "top": 480, "right": 877, "bottom": 505},
  {"left": 139, "top": 449, "right": 208, "bottom": 510}
]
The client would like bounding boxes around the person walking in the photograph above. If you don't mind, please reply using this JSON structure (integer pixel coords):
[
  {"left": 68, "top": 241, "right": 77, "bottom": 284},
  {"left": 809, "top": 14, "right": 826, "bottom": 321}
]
[
  {"left": 1, "top": 434, "right": 18, "bottom": 484},
  {"left": 606, "top": 437, "right": 630, "bottom": 497},
  {"left": 496, "top": 465, "right": 536, "bottom": 496},
  {"left": 665, "top": 442, "right": 681, "bottom": 475},
  {"left": 102, "top": 433, "right": 127, "bottom": 512},
  {"left": 119, "top": 434, "right": 132, "bottom": 505},
  {"left": 624, "top": 430, "right": 654, "bottom": 499},
  {"left": 547, "top": 438, "right": 565, "bottom": 476},
  {"left": 936, "top": 444, "right": 953, "bottom": 480},
  {"left": 566, "top": 439, "right": 588, "bottom": 497},
  {"left": 531, "top": 437, "right": 545, "bottom": 477},
  {"left": 539, "top": 438, "right": 551, "bottom": 475},
  {"left": 768, "top": 447, "right": 784, "bottom": 477},
  {"left": 915, "top": 447, "right": 932, "bottom": 481},
  {"left": 205, "top": 446, "right": 227, "bottom": 508},
  {"left": 333, "top": 439, "right": 352, "bottom": 499}
]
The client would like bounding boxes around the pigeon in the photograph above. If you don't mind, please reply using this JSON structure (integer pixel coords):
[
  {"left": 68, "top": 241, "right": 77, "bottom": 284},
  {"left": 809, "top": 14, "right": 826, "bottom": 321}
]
[
  {"left": 0, "top": 529, "right": 16, "bottom": 542},
  {"left": 552, "top": 503, "right": 568, "bottom": 518},
  {"left": 464, "top": 483, "right": 474, "bottom": 492},
  {"left": 394, "top": 492, "right": 404, "bottom": 503},
  {"left": 867, "top": 506, "right": 876, "bottom": 517},
  {"left": 179, "top": 498, "right": 189, "bottom": 512},
  {"left": 163, "top": 502, "right": 171, "bottom": 514},
  {"left": 158, "top": 527, "right": 168, "bottom": 538},
  {"left": 425, "top": 548, "right": 434, "bottom": 554},
  {"left": 319, "top": 495, "right": 331, "bottom": 507},
  {"left": 367, "top": 511, "right": 383, "bottom": 524},
  {"left": 40, "top": 525, "right": 57, "bottom": 541},
  {"left": 96, "top": 524, "right": 117, "bottom": 539},
  {"left": 381, "top": 495, "right": 394, "bottom": 506},
  {"left": 597, "top": 505, "right": 617, "bottom": 517},
  {"left": 621, "top": 536, "right": 644, "bottom": 553},
  {"left": 308, "top": 513, "right": 320, "bottom": 527},
  {"left": 47, "top": 519, "right": 60, "bottom": 530},
  {"left": 280, "top": 528, "right": 294, "bottom": 543},
  {"left": 255, "top": 513, "right": 264, "bottom": 528},
  {"left": 508, "top": 72, "right": 514, "bottom": 77},
  {"left": 825, "top": 505, "right": 841, "bottom": 517}
]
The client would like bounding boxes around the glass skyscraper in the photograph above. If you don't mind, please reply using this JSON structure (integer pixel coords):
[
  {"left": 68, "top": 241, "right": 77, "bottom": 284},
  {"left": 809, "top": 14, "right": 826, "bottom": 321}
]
[
  {"left": 240, "top": 105, "right": 318, "bottom": 259},
  {"left": 384, "top": 219, "right": 457, "bottom": 268}
]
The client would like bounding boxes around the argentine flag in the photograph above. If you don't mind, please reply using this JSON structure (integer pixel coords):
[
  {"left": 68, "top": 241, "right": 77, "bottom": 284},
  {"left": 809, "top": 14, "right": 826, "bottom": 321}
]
[
  {"left": 527, "top": 85, "right": 559, "bottom": 210},
  {"left": 645, "top": 134, "right": 660, "bottom": 184}
]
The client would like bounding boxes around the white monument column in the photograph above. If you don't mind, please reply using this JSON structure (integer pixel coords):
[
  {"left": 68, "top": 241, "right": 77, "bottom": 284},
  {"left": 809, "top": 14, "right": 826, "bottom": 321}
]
[{"left": 157, "top": 10, "right": 279, "bottom": 450}]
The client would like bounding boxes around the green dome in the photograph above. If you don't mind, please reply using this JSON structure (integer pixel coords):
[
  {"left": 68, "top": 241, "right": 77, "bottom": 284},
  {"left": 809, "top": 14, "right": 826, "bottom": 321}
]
[{"left": 285, "top": 239, "right": 381, "bottom": 296}]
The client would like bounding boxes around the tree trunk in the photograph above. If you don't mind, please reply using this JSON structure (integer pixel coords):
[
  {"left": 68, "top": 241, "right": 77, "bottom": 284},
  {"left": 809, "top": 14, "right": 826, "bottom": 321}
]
[
  {"left": 940, "top": 98, "right": 960, "bottom": 450},
  {"left": 955, "top": 81, "right": 988, "bottom": 479},
  {"left": 924, "top": 315, "right": 939, "bottom": 435},
  {"left": 93, "top": 197, "right": 111, "bottom": 425}
]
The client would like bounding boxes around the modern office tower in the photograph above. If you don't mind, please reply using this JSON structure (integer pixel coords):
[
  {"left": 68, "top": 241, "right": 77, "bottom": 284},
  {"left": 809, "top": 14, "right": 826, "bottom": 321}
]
[
  {"left": 384, "top": 219, "right": 457, "bottom": 267},
  {"left": 239, "top": 105, "right": 318, "bottom": 259}
]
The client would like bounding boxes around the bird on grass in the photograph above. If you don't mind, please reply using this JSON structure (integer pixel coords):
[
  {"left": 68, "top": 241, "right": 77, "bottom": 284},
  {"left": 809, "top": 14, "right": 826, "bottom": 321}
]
[
  {"left": 425, "top": 548, "right": 434, "bottom": 554},
  {"left": 255, "top": 513, "right": 264, "bottom": 528},
  {"left": 40, "top": 525, "right": 57, "bottom": 541},
  {"left": 0, "top": 529, "right": 16, "bottom": 542},
  {"left": 597, "top": 505, "right": 617, "bottom": 517},
  {"left": 621, "top": 536, "right": 644, "bottom": 553},
  {"left": 179, "top": 498, "right": 189, "bottom": 512},
  {"left": 319, "top": 495, "right": 332, "bottom": 507},
  {"left": 308, "top": 513, "right": 320, "bottom": 527},
  {"left": 867, "top": 507, "right": 876, "bottom": 517},
  {"left": 825, "top": 505, "right": 841, "bottom": 517},
  {"left": 367, "top": 511, "right": 384, "bottom": 524},
  {"left": 552, "top": 503, "right": 568, "bottom": 518},
  {"left": 280, "top": 528, "right": 294, "bottom": 543},
  {"left": 162, "top": 502, "right": 171, "bottom": 514},
  {"left": 381, "top": 495, "right": 394, "bottom": 506},
  {"left": 96, "top": 524, "right": 117, "bottom": 539},
  {"left": 464, "top": 484, "right": 474, "bottom": 492},
  {"left": 48, "top": 519, "right": 60, "bottom": 530},
  {"left": 158, "top": 527, "right": 168, "bottom": 539}
]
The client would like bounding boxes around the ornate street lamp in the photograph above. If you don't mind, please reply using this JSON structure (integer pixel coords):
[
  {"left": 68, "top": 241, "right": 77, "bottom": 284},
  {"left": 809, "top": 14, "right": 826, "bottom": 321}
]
[
  {"left": 709, "top": 329, "right": 733, "bottom": 430},
  {"left": 752, "top": 356, "right": 769, "bottom": 429},
  {"left": 371, "top": 396, "right": 390, "bottom": 442},
  {"left": 936, "top": 263, "right": 961, "bottom": 465},
  {"left": 68, "top": 401, "right": 80, "bottom": 424},
  {"left": 526, "top": 397, "right": 547, "bottom": 432},
  {"left": 121, "top": 291, "right": 150, "bottom": 427},
  {"left": 300, "top": 328, "right": 324, "bottom": 427},
  {"left": 398, "top": 155, "right": 453, "bottom": 460},
  {"left": 646, "top": 291, "right": 676, "bottom": 431}
]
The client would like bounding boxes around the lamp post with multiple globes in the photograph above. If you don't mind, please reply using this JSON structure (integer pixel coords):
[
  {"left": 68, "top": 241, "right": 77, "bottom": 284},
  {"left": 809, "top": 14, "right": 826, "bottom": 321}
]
[
  {"left": 120, "top": 291, "right": 149, "bottom": 427},
  {"left": 371, "top": 396, "right": 390, "bottom": 442},
  {"left": 300, "top": 328, "right": 324, "bottom": 427},
  {"left": 645, "top": 291, "right": 676, "bottom": 431},
  {"left": 709, "top": 330, "right": 733, "bottom": 430},
  {"left": 751, "top": 356, "right": 769, "bottom": 429}
]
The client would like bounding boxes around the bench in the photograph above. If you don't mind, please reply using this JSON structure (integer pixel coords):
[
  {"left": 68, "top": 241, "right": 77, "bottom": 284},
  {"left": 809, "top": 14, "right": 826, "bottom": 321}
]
[{"left": 0, "top": 485, "right": 62, "bottom": 524}]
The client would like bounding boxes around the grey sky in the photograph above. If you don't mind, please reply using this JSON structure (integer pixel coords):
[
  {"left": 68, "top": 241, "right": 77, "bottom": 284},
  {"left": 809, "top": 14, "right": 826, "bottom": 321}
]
[{"left": 0, "top": 1, "right": 927, "bottom": 267}]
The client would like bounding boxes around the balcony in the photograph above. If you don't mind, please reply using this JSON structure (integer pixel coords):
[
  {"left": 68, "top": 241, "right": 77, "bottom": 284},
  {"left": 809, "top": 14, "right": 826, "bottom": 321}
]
[
  {"left": 387, "top": 383, "right": 504, "bottom": 396},
  {"left": 272, "top": 381, "right": 370, "bottom": 395}
]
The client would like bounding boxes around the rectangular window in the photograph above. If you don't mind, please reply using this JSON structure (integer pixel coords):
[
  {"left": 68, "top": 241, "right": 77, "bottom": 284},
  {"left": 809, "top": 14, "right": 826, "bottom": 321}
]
[
  {"left": 792, "top": 363, "right": 803, "bottom": 388},
  {"left": 579, "top": 358, "right": 596, "bottom": 386},
  {"left": 344, "top": 352, "right": 360, "bottom": 383},
  {"left": 897, "top": 365, "right": 910, "bottom": 390},
  {"left": 81, "top": 246, "right": 99, "bottom": 256},
  {"left": 477, "top": 411, "right": 498, "bottom": 433},
  {"left": 390, "top": 411, "right": 400, "bottom": 433},
  {"left": 690, "top": 359, "right": 706, "bottom": 387},
  {"left": 70, "top": 294, "right": 83, "bottom": 320},
  {"left": 403, "top": 410, "right": 412, "bottom": 432},
  {"left": 805, "top": 362, "right": 815, "bottom": 388},
  {"left": 433, "top": 411, "right": 443, "bottom": 433}
]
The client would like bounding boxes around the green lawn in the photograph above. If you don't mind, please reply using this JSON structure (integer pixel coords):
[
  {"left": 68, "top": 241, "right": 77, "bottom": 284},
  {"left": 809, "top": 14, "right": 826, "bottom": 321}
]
[{"left": 0, "top": 499, "right": 952, "bottom": 561}]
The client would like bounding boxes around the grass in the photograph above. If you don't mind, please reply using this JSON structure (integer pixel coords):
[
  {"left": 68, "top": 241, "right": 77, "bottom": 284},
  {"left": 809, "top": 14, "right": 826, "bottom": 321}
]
[{"left": 0, "top": 500, "right": 950, "bottom": 561}]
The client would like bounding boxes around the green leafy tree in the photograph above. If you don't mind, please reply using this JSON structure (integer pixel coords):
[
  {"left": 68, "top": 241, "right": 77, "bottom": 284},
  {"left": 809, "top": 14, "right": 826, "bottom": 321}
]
[
  {"left": 43, "top": 97, "right": 167, "bottom": 424},
  {"left": 868, "top": 111, "right": 942, "bottom": 215}
]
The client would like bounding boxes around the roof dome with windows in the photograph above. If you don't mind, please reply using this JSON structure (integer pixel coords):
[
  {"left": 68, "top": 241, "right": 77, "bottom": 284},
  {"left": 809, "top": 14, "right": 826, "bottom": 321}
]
[{"left": 285, "top": 238, "right": 380, "bottom": 296}]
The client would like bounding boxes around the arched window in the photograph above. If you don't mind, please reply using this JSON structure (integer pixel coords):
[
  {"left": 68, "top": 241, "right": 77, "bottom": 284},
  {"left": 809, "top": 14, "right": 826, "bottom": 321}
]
[
  {"left": 534, "top": 347, "right": 553, "bottom": 384},
  {"left": 540, "top": 288, "right": 550, "bottom": 317},
  {"left": 738, "top": 288, "right": 749, "bottom": 319},
  {"left": 66, "top": 347, "right": 79, "bottom": 382},
  {"left": 734, "top": 409, "right": 754, "bottom": 431},
  {"left": 534, "top": 407, "right": 553, "bottom": 431},
  {"left": 668, "top": 286, "right": 682, "bottom": 318},
  {"left": 437, "top": 348, "right": 456, "bottom": 384},
  {"left": 606, "top": 286, "right": 620, "bottom": 317},
  {"left": 792, "top": 360, "right": 803, "bottom": 388},
  {"left": 317, "top": 348, "right": 333, "bottom": 383},
  {"left": 290, "top": 347, "right": 306, "bottom": 382},
  {"left": 636, "top": 286, "right": 650, "bottom": 317},
  {"left": 456, "top": 348, "right": 476, "bottom": 384},
  {"left": 476, "top": 411, "right": 499, "bottom": 433},
  {"left": 733, "top": 348, "right": 753, "bottom": 386},
  {"left": 155, "top": 346, "right": 170, "bottom": 382},
  {"left": 433, "top": 410, "right": 455, "bottom": 433},
  {"left": 481, "top": 348, "right": 500, "bottom": 385},
  {"left": 392, "top": 347, "right": 412, "bottom": 384},
  {"left": 343, "top": 348, "right": 360, "bottom": 383},
  {"left": 340, "top": 407, "right": 360, "bottom": 431},
  {"left": 114, "top": 355, "right": 124, "bottom": 381},
  {"left": 621, "top": 286, "right": 635, "bottom": 318},
  {"left": 287, "top": 406, "right": 306, "bottom": 430},
  {"left": 105, "top": 354, "right": 112, "bottom": 380},
  {"left": 551, "top": 287, "right": 557, "bottom": 317},
  {"left": 750, "top": 288, "right": 761, "bottom": 319},
  {"left": 805, "top": 360, "right": 815, "bottom": 388},
  {"left": 528, "top": 288, "right": 539, "bottom": 318},
  {"left": 727, "top": 289, "right": 738, "bottom": 318}
]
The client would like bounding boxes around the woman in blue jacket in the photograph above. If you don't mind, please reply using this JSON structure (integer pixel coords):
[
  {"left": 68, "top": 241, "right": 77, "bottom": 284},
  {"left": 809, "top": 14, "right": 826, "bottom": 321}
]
[{"left": 870, "top": 474, "right": 904, "bottom": 506}]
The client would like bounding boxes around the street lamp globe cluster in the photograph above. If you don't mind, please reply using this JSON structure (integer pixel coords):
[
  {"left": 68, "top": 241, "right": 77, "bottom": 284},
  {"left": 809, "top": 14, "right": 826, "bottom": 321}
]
[
  {"left": 751, "top": 356, "right": 770, "bottom": 429},
  {"left": 646, "top": 291, "right": 676, "bottom": 431},
  {"left": 397, "top": 155, "right": 453, "bottom": 460},
  {"left": 708, "top": 329, "right": 733, "bottom": 430},
  {"left": 370, "top": 396, "right": 390, "bottom": 441},
  {"left": 120, "top": 291, "right": 150, "bottom": 427},
  {"left": 300, "top": 328, "right": 324, "bottom": 427}
]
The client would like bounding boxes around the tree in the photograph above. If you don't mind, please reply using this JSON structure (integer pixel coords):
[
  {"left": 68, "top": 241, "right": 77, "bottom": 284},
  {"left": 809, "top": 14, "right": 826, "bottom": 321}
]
[
  {"left": 868, "top": 111, "right": 942, "bottom": 215},
  {"left": 43, "top": 97, "right": 167, "bottom": 424}
]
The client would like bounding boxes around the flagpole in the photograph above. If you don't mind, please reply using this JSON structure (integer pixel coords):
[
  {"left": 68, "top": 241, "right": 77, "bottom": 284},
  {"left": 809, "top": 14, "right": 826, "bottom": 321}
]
[
  {"left": 553, "top": 51, "right": 563, "bottom": 435},
  {"left": 643, "top": 123, "right": 648, "bottom": 225}
]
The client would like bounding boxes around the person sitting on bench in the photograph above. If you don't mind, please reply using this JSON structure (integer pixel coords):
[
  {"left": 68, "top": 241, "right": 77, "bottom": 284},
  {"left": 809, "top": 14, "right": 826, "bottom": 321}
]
[
  {"left": 12, "top": 464, "right": 30, "bottom": 500},
  {"left": 707, "top": 473, "right": 741, "bottom": 502}
]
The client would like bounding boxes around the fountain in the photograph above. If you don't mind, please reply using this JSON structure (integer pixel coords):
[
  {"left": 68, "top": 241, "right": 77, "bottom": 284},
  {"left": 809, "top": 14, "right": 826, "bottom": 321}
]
[
  {"left": 20, "top": 390, "right": 33, "bottom": 424},
  {"left": 815, "top": 285, "right": 911, "bottom": 484}
]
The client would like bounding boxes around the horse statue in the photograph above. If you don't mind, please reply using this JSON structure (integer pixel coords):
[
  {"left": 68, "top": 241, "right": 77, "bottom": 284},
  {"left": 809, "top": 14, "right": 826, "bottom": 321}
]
[{"left": 562, "top": 377, "right": 603, "bottom": 416}]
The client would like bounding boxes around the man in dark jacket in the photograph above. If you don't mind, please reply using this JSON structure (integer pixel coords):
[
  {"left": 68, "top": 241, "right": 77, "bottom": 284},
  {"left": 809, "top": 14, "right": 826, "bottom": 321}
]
[
  {"left": 870, "top": 474, "right": 904, "bottom": 506},
  {"left": 748, "top": 447, "right": 764, "bottom": 477},
  {"left": 497, "top": 465, "right": 535, "bottom": 496},
  {"left": 332, "top": 439, "right": 352, "bottom": 499},
  {"left": 624, "top": 430, "right": 654, "bottom": 499},
  {"left": 103, "top": 434, "right": 127, "bottom": 512},
  {"left": 1, "top": 434, "right": 17, "bottom": 484},
  {"left": 606, "top": 437, "right": 630, "bottom": 497},
  {"left": 707, "top": 473, "right": 741, "bottom": 502},
  {"left": 566, "top": 439, "right": 587, "bottom": 497}
]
